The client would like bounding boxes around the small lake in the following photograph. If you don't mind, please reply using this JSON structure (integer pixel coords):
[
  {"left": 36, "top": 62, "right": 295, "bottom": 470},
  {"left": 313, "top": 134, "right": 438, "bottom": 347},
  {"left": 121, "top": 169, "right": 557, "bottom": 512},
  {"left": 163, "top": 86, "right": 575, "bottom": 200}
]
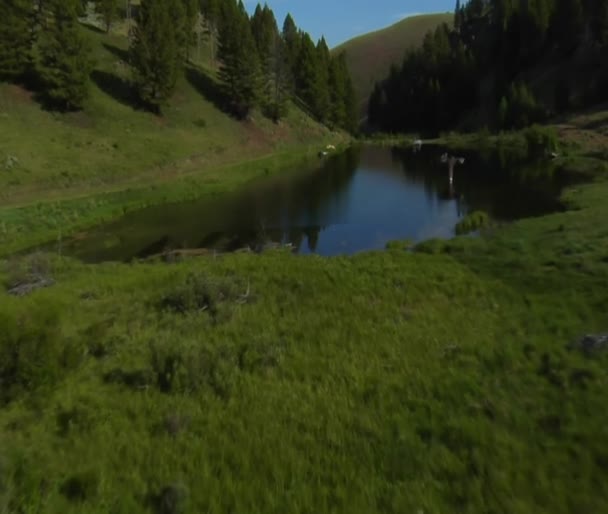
[{"left": 59, "top": 145, "right": 572, "bottom": 262}]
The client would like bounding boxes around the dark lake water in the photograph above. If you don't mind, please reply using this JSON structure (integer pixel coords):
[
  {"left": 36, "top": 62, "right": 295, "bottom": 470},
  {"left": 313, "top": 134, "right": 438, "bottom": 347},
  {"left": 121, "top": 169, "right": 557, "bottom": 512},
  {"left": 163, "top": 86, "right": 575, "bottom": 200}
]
[{"left": 59, "top": 144, "right": 572, "bottom": 262}]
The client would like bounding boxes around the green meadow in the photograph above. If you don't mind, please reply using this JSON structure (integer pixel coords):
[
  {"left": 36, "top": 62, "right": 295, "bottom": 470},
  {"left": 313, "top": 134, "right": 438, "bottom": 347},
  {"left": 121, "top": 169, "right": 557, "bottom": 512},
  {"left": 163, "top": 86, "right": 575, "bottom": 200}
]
[{"left": 1, "top": 146, "right": 607, "bottom": 513}]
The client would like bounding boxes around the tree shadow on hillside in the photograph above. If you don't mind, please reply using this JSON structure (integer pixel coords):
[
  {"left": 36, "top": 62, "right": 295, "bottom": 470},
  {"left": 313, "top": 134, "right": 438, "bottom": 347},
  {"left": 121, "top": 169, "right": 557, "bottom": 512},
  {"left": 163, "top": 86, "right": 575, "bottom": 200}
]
[
  {"left": 185, "top": 66, "right": 230, "bottom": 115},
  {"left": 102, "top": 43, "right": 130, "bottom": 64},
  {"left": 91, "top": 70, "right": 139, "bottom": 109}
]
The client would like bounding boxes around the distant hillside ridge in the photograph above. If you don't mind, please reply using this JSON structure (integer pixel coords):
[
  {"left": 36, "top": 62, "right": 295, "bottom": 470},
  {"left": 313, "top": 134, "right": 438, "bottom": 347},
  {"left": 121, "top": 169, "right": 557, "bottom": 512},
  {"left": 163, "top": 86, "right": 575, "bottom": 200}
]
[{"left": 332, "top": 13, "right": 452, "bottom": 115}]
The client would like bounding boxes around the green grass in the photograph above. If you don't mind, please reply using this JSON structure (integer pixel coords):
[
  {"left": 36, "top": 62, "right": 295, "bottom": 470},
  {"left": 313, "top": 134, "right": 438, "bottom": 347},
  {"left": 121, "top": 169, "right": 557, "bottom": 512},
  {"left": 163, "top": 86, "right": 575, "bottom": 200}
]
[
  {"left": 0, "top": 25, "right": 341, "bottom": 205},
  {"left": 0, "top": 23, "right": 349, "bottom": 256},
  {"left": 1, "top": 20, "right": 608, "bottom": 512},
  {"left": 0, "top": 146, "right": 333, "bottom": 257},
  {"left": 1, "top": 167, "right": 607, "bottom": 512},
  {"left": 333, "top": 13, "right": 452, "bottom": 114}
]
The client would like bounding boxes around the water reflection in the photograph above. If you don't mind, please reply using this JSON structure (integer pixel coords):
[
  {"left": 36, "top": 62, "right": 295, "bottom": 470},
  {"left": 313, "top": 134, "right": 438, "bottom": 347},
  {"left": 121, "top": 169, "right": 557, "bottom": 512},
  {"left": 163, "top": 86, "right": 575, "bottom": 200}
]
[{"left": 57, "top": 145, "right": 572, "bottom": 262}]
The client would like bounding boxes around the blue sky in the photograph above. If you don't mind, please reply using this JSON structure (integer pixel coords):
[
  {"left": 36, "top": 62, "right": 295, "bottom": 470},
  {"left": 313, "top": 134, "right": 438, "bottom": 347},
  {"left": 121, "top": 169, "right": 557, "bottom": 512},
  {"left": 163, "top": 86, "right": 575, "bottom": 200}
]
[{"left": 245, "top": 0, "right": 455, "bottom": 48}]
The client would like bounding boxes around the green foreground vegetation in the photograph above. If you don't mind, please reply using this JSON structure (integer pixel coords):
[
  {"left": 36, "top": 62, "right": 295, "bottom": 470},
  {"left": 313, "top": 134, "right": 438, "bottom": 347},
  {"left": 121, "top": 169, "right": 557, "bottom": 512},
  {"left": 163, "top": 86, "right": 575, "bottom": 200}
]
[
  {"left": 1, "top": 123, "right": 608, "bottom": 512},
  {"left": 2, "top": 1, "right": 608, "bottom": 513}
]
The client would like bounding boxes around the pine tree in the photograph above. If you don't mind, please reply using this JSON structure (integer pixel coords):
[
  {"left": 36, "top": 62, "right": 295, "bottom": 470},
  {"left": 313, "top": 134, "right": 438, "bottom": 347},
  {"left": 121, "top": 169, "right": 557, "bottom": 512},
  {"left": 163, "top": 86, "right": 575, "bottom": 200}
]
[
  {"left": 37, "top": 0, "right": 93, "bottom": 110},
  {"left": 589, "top": 0, "right": 608, "bottom": 47},
  {"left": 314, "top": 37, "right": 331, "bottom": 122},
  {"left": 200, "top": 0, "right": 220, "bottom": 64},
  {"left": 130, "top": 0, "right": 180, "bottom": 112},
  {"left": 498, "top": 96, "right": 509, "bottom": 129},
  {"left": 172, "top": 0, "right": 198, "bottom": 60},
  {"left": 328, "top": 54, "right": 347, "bottom": 128},
  {"left": 217, "top": 0, "right": 261, "bottom": 118},
  {"left": 0, "top": 0, "right": 34, "bottom": 80},
  {"left": 343, "top": 70, "right": 358, "bottom": 133},
  {"left": 251, "top": 5, "right": 289, "bottom": 121},
  {"left": 294, "top": 33, "right": 322, "bottom": 118},
  {"left": 265, "top": 30, "right": 290, "bottom": 121},
  {"left": 552, "top": 0, "right": 584, "bottom": 54},
  {"left": 282, "top": 14, "right": 300, "bottom": 93},
  {"left": 454, "top": 0, "right": 462, "bottom": 31},
  {"left": 95, "top": 0, "right": 120, "bottom": 33}
]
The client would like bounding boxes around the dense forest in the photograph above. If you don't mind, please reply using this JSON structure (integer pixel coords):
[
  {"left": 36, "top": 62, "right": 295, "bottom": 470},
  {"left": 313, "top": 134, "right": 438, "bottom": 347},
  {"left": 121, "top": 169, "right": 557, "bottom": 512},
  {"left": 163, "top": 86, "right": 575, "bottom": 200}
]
[
  {"left": 0, "top": 0, "right": 357, "bottom": 132},
  {"left": 368, "top": 0, "right": 608, "bottom": 134}
]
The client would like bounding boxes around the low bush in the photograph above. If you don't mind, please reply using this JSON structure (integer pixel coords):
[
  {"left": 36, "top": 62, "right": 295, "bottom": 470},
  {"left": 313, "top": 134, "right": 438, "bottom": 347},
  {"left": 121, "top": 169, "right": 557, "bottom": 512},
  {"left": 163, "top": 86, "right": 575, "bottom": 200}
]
[
  {"left": 159, "top": 273, "right": 252, "bottom": 322},
  {"left": 523, "top": 125, "right": 559, "bottom": 159},
  {"left": 0, "top": 300, "right": 65, "bottom": 404},
  {"left": 455, "top": 211, "right": 490, "bottom": 235}
]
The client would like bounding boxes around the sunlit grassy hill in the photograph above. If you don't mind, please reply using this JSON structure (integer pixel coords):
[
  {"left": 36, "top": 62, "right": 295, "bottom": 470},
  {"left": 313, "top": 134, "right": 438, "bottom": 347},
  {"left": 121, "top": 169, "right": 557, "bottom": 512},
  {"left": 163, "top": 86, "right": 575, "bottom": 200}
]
[
  {"left": 333, "top": 13, "right": 452, "bottom": 115},
  {"left": 0, "top": 17, "right": 337, "bottom": 206}
]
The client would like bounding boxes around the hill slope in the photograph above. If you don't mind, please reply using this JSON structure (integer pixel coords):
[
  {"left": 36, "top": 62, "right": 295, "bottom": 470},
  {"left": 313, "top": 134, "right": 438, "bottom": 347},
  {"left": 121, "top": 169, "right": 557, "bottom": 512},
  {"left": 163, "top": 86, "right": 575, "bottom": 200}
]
[
  {"left": 333, "top": 13, "right": 452, "bottom": 114},
  {"left": 0, "top": 22, "right": 337, "bottom": 206}
]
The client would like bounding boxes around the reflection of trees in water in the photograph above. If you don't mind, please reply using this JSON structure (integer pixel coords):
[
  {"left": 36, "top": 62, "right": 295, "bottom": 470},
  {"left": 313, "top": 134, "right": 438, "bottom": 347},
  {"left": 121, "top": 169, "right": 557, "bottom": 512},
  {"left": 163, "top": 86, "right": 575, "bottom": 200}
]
[
  {"left": 390, "top": 145, "right": 565, "bottom": 220},
  {"left": 223, "top": 148, "right": 359, "bottom": 250}
]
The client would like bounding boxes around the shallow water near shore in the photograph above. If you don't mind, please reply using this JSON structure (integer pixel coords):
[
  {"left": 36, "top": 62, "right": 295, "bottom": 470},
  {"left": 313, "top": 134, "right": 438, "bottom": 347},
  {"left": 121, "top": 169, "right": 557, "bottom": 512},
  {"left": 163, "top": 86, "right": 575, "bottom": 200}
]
[{"left": 52, "top": 145, "right": 574, "bottom": 262}]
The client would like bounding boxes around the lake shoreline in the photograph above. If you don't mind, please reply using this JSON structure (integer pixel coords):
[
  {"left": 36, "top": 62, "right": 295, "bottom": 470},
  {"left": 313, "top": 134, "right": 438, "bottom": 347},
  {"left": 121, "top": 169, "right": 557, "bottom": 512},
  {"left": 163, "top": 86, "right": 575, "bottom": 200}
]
[{"left": 0, "top": 142, "right": 350, "bottom": 257}]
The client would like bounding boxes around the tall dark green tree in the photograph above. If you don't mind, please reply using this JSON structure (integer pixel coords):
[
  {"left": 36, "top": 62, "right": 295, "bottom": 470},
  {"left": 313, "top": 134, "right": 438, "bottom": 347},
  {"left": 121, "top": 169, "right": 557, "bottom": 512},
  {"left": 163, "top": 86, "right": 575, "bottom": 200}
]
[
  {"left": 0, "top": 0, "right": 34, "bottom": 80},
  {"left": 251, "top": 4, "right": 289, "bottom": 121},
  {"left": 200, "top": 0, "right": 220, "bottom": 64},
  {"left": 282, "top": 13, "right": 300, "bottom": 92},
  {"left": 37, "top": 0, "right": 93, "bottom": 110},
  {"left": 95, "top": 0, "right": 120, "bottom": 32},
  {"left": 552, "top": 0, "right": 584, "bottom": 54},
  {"left": 172, "top": 0, "right": 198, "bottom": 60},
  {"left": 130, "top": 0, "right": 180, "bottom": 112},
  {"left": 264, "top": 29, "right": 290, "bottom": 121},
  {"left": 217, "top": 0, "right": 260, "bottom": 118},
  {"left": 343, "top": 67, "right": 358, "bottom": 133},
  {"left": 294, "top": 33, "right": 323, "bottom": 118},
  {"left": 314, "top": 37, "right": 331, "bottom": 122},
  {"left": 328, "top": 51, "right": 357, "bottom": 132},
  {"left": 588, "top": 0, "right": 608, "bottom": 47}
]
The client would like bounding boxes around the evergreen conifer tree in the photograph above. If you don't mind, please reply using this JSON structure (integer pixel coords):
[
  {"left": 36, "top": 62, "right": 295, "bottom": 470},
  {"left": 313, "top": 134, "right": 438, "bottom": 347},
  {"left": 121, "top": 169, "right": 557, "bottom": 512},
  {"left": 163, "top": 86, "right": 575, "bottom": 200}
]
[
  {"left": 217, "top": 0, "right": 261, "bottom": 118},
  {"left": 552, "top": 0, "right": 584, "bottom": 54},
  {"left": 130, "top": 0, "right": 180, "bottom": 112},
  {"left": 294, "top": 33, "right": 321, "bottom": 117},
  {"left": 282, "top": 14, "right": 300, "bottom": 92},
  {"left": 95, "top": 0, "right": 120, "bottom": 33},
  {"left": 251, "top": 5, "right": 289, "bottom": 121},
  {"left": 200, "top": 0, "right": 220, "bottom": 64},
  {"left": 314, "top": 37, "right": 331, "bottom": 122},
  {"left": 37, "top": 0, "right": 93, "bottom": 110},
  {"left": 172, "top": 0, "right": 198, "bottom": 60},
  {"left": 0, "top": 0, "right": 34, "bottom": 80},
  {"left": 343, "top": 70, "right": 358, "bottom": 133},
  {"left": 328, "top": 54, "right": 347, "bottom": 129}
]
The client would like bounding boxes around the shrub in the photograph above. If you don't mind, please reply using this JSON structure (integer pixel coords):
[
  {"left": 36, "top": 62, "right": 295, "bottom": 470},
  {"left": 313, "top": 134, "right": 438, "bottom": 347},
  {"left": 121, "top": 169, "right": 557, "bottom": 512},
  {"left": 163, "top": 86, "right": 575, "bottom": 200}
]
[
  {"left": 60, "top": 470, "right": 99, "bottom": 502},
  {"left": 385, "top": 239, "right": 413, "bottom": 251},
  {"left": 414, "top": 238, "right": 449, "bottom": 255},
  {"left": 455, "top": 211, "right": 490, "bottom": 235},
  {"left": 148, "top": 483, "right": 189, "bottom": 514},
  {"left": 159, "top": 273, "right": 251, "bottom": 322},
  {"left": 523, "top": 125, "right": 559, "bottom": 159},
  {"left": 0, "top": 300, "right": 64, "bottom": 404}
]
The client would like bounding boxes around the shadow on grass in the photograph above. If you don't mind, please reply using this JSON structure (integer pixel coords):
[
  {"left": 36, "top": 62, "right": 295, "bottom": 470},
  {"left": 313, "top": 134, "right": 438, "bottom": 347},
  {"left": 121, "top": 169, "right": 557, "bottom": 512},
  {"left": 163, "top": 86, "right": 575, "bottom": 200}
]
[
  {"left": 102, "top": 43, "right": 130, "bottom": 63},
  {"left": 185, "top": 66, "right": 230, "bottom": 115},
  {"left": 91, "top": 70, "right": 138, "bottom": 109}
]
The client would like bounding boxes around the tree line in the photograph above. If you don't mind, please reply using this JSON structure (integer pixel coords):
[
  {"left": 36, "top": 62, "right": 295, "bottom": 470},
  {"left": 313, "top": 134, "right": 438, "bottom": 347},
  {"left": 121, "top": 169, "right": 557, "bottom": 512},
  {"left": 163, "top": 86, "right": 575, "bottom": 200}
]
[
  {"left": 368, "top": 0, "right": 608, "bottom": 135},
  {"left": 0, "top": 0, "right": 358, "bottom": 133}
]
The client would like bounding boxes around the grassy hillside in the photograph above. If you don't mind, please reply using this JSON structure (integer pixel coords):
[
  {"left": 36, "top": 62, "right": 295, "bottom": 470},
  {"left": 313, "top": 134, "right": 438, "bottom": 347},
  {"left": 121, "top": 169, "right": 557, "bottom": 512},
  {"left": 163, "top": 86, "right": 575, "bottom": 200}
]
[
  {"left": 0, "top": 21, "right": 339, "bottom": 207},
  {"left": 333, "top": 13, "right": 452, "bottom": 115}
]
